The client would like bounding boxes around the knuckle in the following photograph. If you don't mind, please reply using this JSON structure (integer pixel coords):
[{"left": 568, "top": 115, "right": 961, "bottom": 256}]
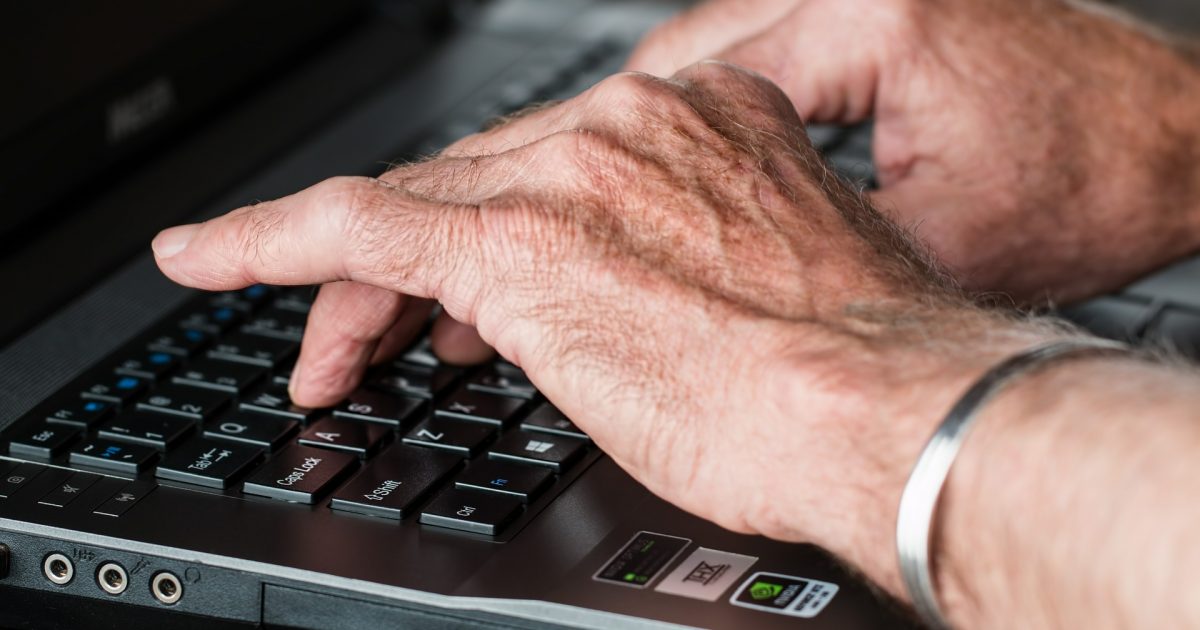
[{"left": 591, "top": 71, "right": 677, "bottom": 114}]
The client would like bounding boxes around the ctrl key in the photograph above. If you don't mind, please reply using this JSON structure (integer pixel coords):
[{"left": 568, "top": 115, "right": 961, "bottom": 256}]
[
  {"left": 419, "top": 488, "right": 522, "bottom": 536},
  {"left": 242, "top": 445, "right": 356, "bottom": 504}
]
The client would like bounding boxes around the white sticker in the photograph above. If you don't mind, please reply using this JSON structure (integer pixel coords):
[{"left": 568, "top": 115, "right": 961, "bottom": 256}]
[{"left": 654, "top": 548, "right": 758, "bottom": 601}]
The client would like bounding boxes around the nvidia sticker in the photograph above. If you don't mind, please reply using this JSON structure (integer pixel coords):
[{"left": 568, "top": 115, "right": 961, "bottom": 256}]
[{"left": 730, "top": 571, "right": 839, "bottom": 618}]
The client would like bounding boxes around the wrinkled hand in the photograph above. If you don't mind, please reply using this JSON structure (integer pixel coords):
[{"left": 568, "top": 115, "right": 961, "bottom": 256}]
[
  {"left": 153, "top": 62, "right": 1055, "bottom": 596},
  {"left": 628, "top": 0, "right": 1200, "bottom": 302}
]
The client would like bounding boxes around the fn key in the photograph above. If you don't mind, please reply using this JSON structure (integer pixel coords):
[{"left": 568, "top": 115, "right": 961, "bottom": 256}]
[{"left": 419, "top": 488, "right": 522, "bottom": 536}]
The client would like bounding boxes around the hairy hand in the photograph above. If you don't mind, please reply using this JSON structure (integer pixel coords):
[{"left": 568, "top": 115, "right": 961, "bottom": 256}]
[
  {"left": 153, "top": 62, "right": 1058, "bottom": 597},
  {"left": 628, "top": 0, "right": 1200, "bottom": 303}
]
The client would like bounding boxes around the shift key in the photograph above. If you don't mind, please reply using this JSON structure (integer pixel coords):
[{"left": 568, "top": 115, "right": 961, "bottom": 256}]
[{"left": 242, "top": 445, "right": 356, "bottom": 504}]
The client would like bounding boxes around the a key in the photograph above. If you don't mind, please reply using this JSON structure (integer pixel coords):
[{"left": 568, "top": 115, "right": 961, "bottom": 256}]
[
  {"left": 7, "top": 423, "right": 80, "bottom": 459},
  {"left": 46, "top": 399, "right": 114, "bottom": 428},
  {"left": 419, "top": 488, "right": 523, "bottom": 536},
  {"left": 156, "top": 439, "right": 263, "bottom": 489},
  {"left": 520, "top": 403, "right": 589, "bottom": 441},
  {"left": 210, "top": 285, "right": 273, "bottom": 313},
  {"left": 329, "top": 445, "right": 461, "bottom": 520},
  {"left": 207, "top": 333, "right": 298, "bottom": 368},
  {"left": 70, "top": 440, "right": 158, "bottom": 474},
  {"left": 81, "top": 375, "right": 148, "bottom": 406},
  {"left": 298, "top": 417, "right": 389, "bottom": 457},
  {"left": 368, "top": 363, "right": 456, "bottom": 399},
  {"left": 171, "top": 358, "right": 264, "bottom": 394},
  {"left": 113, "top": 351, "right": 179, "bottom": 380},
  {"left": 37, "top": 472, "right": 102, "bottom": 508},
  {"left": 333, "top": 389, "right": 424, "bottom": 428},
  {"left": 242, "top": 445, "right": 356, "bottom": 504},
  {"left": 487, "top": 430, "right": 586, "bottom": 473},
  {"left": 466, "top": 367, "right": 537, "bottom": 399},
  {"left": 137, "top": 385, "right": 231, "bottom": 421},
  {"left": 455, "top": 459, "right": 553, "bottom": 503},
  {"left": 0, "top": 462, "right": 45, "bottom": 498},
  {"left": 240, "top": 384, "right": 318, "bottom": 423},
  {"left": 147, "top": 327, "right": 210, "bottom": 357},
  {"left": 97, "top": 412, "right": 194, "bottom": 450},
  {"left": 179, "top": 306, "right": 241, "bottom": 334},
  {"left": 93, "top": 481, "right": 156, "bottom": 517},
  {"left": 434, "top": 388, "right": 526, "bottom": 426},
  {"left": 241, "top": 308, "right": 306, "bottom": 342},
  {"left": 402, "top": 418, "right": 495, "bottom": 458},
  {"left": 203, "top": 413, "right": 298, "bottom": 451}
]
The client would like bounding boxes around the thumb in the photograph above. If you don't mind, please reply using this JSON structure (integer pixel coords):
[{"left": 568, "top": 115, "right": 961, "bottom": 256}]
[
  {"left": 714, "top": 1, "right": 892, "bottom": 125},
  {"left": 624, "top": 0, "right": 800, "bottom": 77}
]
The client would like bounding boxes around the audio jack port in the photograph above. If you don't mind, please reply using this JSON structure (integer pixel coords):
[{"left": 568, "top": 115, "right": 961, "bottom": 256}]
[
  {"left": 97, "top": 562, "right": 128, "bottom": 595},
  {"left": 43, "top": 553, "right": 74, "bottom": 585},
  {"left": 151, "top": 571, "right": 183, "bottom": 605}
]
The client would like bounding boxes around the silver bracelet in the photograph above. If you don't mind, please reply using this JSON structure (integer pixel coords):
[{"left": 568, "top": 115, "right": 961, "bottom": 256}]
[{"left": 896, "top": 338, "right": 1130, "bottom": 629}]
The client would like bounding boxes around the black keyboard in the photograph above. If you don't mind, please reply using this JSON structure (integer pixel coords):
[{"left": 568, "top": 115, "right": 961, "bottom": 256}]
[{"left": 0, "top": 285, "right": 597, "bottom": 538}]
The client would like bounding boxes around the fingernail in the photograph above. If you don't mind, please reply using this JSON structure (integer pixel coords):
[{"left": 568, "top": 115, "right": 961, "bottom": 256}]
[{"left": 152, "top": 224, "right": 200, "bottom": 259}]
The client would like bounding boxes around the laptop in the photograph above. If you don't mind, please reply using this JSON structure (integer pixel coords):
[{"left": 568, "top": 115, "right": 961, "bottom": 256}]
[{"left": 1, "top": 1, "right": 1196, "bottom": 629}]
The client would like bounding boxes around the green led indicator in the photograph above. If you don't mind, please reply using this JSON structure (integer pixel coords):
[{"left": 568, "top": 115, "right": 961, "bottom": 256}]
[
  {"left": 749, "top": 581, "right": 783, "bottom": 601},
  {"left": 624, "top": 573, "right": 638, "bottom": 582}
]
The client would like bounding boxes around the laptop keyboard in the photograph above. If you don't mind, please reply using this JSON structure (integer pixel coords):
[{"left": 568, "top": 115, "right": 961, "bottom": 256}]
[{"left": 1, "top": 285, "right": 598, "bottom": 538}]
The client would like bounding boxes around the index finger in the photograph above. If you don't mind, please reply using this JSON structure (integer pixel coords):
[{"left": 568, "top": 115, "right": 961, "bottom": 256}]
[{"left": 152, "top": 176, "right": 481, "bottom": 304}]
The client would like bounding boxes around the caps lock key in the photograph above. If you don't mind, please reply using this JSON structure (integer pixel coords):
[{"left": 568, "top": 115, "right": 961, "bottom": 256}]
[{"left": 242, "top": 445, "right": 356, "bottom": 504}]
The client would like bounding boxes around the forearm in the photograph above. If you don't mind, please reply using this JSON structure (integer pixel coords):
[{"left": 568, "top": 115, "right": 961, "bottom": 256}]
[
  {"left": 772, "top": 310, "right": 1200, "bottom": 628},
  {"left": 938, "top": 356, "right": 1200, "bottom": 629}
]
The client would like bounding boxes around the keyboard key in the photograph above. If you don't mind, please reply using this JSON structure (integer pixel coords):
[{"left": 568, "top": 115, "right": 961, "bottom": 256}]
[
  {"left": 203, "top": 414, "right": 298, "bottom": 450},
  {"left": 172, "top": 358, "right": 265, "bottom": 394},
  {"left": 8, "top": 423, "right": 80, "bottom": 459},
  {"left": 81, "top": 376, "right": 148, "bottom": 406},
  {"left": 47, "top": 399, "right": 114, "bottom": 428},
  {"left": 241, "top": 308, "right": 307, "bottom": 342},
  {"left": 179, "top": 306, "right": 241, "bottom": 334},
  {"left": 419, "top": 488, "right": 522, "bottom": 536},
  {"left": 1059, "top": 296, "right": 1152, "bottom": 341},
  {"left": 114, "top": 351, "right": 179, "bottom": 380},
  {"left": 210, "top": 285, "right": 273, "bottom": 312},
  {"left": 368, "top": 363, "right": 455, "bottom": 399},
  {"left": 1146, "top": 306, "right": 1200, "bottom": 358},
  {"left": 98, "top": 412, "right": 194, "bottom": 450},
  {"left": 329, "top": 446, "right": 460, "bottom": 520},
  {"left": 156, "top": 440, "right": 263, "bottom": 489},
  {"left": 207, "top": 333, "right": 298, "bottom": 368},
  {"left": 466, "top": 367, "right": 537, "bottom": 399},
  {"left": 93, "top": 481, "right": 156, "bottom": 517},
  {"left": 334, "top": 389, "right": 424, "bottom": 428},
  {"left": 138, "top": 385, "right": 231, "bottom": 421},
  {"left": 298, "top": 417, "right": 389, "bottom": 457},
  {"left": 434, "top": 389, "right": 526, "bottom": 426},
  {"left": 240, "top": 384, "right": 318, "bottom": 422},
  {"left": 456, "top": 460, "right": 552, "bottom": 503},
  {"left": 242, "top": 445, "right": 357, "bottom": 504},
  {"left": 402, "top": 418, "right": 495, "bottom": 457},
  {"left": 273, "top": 289, "right": 315, "bottom": 314},
  {"left": 487, "top": 431, "right": 586, "bottom": 472},
  {"left": 520, "top": 403, "right": 589, "bottom": 440},
  {"left": 0, "top": 463, "right": 46, "bottom": 498},
  {"left": 70, "top": 440, "right": 158, "bottom": 474},
  {"left": 147, "top": 327, "right": 210, "bottom": 357},
  {"left": 38, "top": 472, "right": 102, "bottom": 508},
  {"left": 400, "top": 337, "right": 439, "bottom": 367}
]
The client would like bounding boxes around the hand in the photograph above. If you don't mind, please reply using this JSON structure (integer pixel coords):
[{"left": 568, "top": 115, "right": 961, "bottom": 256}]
[
  {"left": 627, "top": 0, "right": 1200, "bottom": 303},
  {"left": 153, "top": 62, "right": 1059, "bottom": 601}
]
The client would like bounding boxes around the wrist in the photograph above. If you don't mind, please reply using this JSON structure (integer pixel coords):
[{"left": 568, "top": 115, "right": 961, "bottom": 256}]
[{"left": 760, "top": 307, "right": 1075, "bottom": 599}]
